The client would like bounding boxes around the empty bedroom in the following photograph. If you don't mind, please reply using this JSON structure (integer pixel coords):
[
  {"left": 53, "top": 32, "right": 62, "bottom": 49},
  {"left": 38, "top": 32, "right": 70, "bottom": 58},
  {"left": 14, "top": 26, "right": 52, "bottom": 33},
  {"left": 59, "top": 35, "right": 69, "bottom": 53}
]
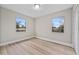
[{"left": 0, "top": 4, "right": 79, "bottom": 55}]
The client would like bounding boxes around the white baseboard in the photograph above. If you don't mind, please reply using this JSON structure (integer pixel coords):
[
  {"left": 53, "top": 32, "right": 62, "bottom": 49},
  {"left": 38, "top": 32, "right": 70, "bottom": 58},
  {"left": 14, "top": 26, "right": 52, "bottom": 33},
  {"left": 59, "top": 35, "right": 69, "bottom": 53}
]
[
  {"left": 36, "top": 36, "right": 73, "bottom": 48},
  {"left": 74, "top": 46, "right": 79, "bottom": 55},
  {"left": 0, "top": 36, "right": 73, "bottom": 48},
  {"left": 0, "top": 36, "right": 34, "bottom": 46}
]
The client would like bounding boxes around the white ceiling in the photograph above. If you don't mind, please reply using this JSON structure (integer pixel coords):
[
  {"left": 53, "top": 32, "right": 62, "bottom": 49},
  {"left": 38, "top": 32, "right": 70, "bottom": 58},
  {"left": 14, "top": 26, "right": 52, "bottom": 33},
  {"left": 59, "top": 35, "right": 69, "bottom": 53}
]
[{"left": 1, "top": 4, "right": 73, "bottom": 18}]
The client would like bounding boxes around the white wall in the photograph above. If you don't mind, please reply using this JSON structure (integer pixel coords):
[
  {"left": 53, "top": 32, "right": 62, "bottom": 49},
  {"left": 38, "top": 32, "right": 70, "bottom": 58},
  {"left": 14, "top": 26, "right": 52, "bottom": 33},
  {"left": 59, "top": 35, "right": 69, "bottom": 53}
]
[
  {"left": 78, "top": 6, "right": 79, "bottom": 54},
  {"left": 72, "top": 5, "right": 79, "bottom": 54},
  {"left": 36, "top": 8, "right": 72, "bottom": 45},
  {"left": 78, "top": 5, "right": 79, "bottom": 54},
  {"left": 0, "top": 7, "right": 1, "bottom": 43},
  {"left": 0, "top": 7, "right": 35, "bottom": 43}
]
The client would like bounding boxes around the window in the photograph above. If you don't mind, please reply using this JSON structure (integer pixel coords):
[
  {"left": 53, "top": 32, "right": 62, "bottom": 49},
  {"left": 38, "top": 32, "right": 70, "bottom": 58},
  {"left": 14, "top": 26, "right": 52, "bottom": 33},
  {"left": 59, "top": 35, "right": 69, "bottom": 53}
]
[
  {"left": 51, "top": 16, "right": 64, "bottom": 33},
  {"left": 16, "top": 17, "right": 26, "bottom": 32}
]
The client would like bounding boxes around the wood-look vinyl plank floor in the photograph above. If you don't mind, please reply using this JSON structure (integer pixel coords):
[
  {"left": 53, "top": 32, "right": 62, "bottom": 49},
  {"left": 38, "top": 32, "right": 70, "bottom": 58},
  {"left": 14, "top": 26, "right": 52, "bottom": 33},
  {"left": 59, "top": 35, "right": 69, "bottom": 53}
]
[{"left": 0, "top": 38, "right": 75, "bottom": 55}]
